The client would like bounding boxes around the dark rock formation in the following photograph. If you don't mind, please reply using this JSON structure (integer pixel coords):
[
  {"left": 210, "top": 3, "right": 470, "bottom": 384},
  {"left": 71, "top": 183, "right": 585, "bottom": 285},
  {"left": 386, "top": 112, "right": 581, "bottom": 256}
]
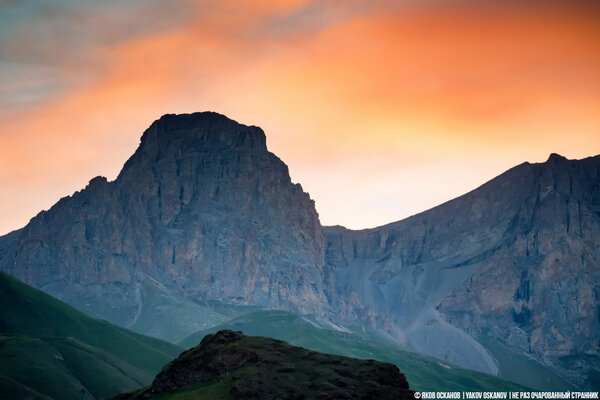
[
  {"left": 123, "top": 329, "right": 413, "bottom": 399},
  {"left": 150, "top": 330, "right": 253, "bottom": 393}
]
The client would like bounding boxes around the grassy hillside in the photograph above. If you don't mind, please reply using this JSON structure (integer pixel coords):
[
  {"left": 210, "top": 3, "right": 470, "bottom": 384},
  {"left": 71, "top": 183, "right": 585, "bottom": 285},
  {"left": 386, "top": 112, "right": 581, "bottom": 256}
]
[
  {"left": 180, "top": 310, "right": 530, "bottom": 392},
  {"left": 478, "top": 334, "right": 577, "bottom": 391},
  {"left": 121, "top": 381, "right": 233, "bottom": 400},
  {"left": 52, "top": 278, "right": 258, "bottom": 343},
  {"left": 0, "top": 335, "right": 149, "bottom": 399},
  {"left": 0, "top": 272, "right": 183, "bottom": 399}
]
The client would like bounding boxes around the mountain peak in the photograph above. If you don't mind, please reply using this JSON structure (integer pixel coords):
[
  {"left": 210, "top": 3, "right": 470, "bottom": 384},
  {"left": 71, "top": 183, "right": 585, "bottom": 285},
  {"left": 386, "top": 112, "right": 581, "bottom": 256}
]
[
  {"left": 546, "top": 152, "right": 568, "bottom": 164},
  {"left": 12, "top": 111, "right": 328, "bottom": 331},
  {"left": 85, "top": 176, "right": 108, "bottom": 190},
  {"left": 117, "top": 112, "right": 268, "bottom": 181},
  {"left": 153, "top": 111, "right": 251, "bottom": 133},
  {"left": 140, "top": 111, "right": 267, "bottom": 155}
]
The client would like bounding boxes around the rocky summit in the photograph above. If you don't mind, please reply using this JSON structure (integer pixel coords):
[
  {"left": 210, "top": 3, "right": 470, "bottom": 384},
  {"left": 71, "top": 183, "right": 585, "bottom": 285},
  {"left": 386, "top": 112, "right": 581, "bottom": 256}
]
[
  {"left": 0, "top": 112, "right": 598, "bottom": 389},
  {"left": 0, "top": 112, "right": 329, "bottom": 340},
  {"left": 114, "top": 329, "right": 414, "bottom": 399}
]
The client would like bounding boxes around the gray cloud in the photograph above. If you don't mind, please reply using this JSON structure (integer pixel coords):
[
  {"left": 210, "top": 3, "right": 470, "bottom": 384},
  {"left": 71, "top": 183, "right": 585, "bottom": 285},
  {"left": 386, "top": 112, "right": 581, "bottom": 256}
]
[{"left": 0, "top": 0, "right": 195, "bottom": 111}]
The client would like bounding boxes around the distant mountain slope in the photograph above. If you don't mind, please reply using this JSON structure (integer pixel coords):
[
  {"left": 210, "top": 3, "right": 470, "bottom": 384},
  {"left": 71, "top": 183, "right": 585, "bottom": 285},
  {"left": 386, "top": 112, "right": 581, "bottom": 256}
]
[
  {"left": 324, "top": 153, "right": 600, "bottom": 388},
  {"left": 179, "top": 310, "right": 531, "bottom": 392},
  {"left": 0, "top": 272, "right": 183, "bottom": 399},
  {"left": 117, "top": 329, "right": 415, "bottom": 400}
]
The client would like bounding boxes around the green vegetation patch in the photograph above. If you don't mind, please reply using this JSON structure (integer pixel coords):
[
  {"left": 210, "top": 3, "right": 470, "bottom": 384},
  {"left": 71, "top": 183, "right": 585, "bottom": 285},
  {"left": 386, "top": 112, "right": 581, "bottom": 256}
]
[{"left": 0, "top": 273, "right": 186, "bottom": 399}]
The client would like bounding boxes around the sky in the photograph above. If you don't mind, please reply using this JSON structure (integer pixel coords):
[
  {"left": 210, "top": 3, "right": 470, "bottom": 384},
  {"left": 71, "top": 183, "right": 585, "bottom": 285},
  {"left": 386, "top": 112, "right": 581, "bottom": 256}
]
[{"left": 1, "top": 0, "right": 599, "bottom": 234}]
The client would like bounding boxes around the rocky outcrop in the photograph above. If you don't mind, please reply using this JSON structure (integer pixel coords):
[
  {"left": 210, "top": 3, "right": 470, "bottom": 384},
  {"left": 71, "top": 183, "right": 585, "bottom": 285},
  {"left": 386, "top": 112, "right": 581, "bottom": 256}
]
[
  {"left": 0, "top": 112, "right": 329, "bottom": 340},
  {"left": 120, "top": 329, "right": 413, "bottom": 399},
  {"left": 150, "top": 330, "right": 252, "bottom": 392}
]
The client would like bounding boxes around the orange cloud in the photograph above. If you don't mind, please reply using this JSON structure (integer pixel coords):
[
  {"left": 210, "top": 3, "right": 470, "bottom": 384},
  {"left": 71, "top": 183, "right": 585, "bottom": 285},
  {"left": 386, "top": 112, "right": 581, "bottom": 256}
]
[{"left": 1, "top": 0, "right": 599, "bottom": 233}]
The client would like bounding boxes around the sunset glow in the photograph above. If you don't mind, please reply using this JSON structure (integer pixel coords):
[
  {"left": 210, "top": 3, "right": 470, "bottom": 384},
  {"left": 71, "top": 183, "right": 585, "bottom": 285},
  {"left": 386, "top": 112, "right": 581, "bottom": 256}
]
[{"left": 1, "top": 0, "right": 599, "bottom": 233}]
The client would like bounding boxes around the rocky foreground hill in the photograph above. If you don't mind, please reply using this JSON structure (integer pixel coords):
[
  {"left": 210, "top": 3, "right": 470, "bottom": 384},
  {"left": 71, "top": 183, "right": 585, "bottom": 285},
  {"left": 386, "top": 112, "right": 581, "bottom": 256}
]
[
  {"left": 0, "top": 112, "right": 597, "bottom": 388},
  {"left": 114, "top": 329, "right": 414, "bottom": 400}
]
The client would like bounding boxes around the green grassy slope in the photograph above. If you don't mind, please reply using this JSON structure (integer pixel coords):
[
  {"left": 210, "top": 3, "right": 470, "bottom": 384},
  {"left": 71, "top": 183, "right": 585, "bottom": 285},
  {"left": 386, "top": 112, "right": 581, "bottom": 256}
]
[
  {"left": 59, "top": 279, "right": 258, "bottom": 343},
  {"left": 180, "top": 310, "right": 530, "bottom": 392},
  {"left": 478, "top": 335, "right": 577, "bottom": 391},
  {"left": 0, "top": 272, "right": 182, "bottom": 374},
  {"left": 121, "top": 380, "right": 234, "bottom": 400},
  {"left": 0, "top": 335, "right": 149, "bottom": 399},
  {"left": 0, "top": 374, "right": 53, "bottom": 400},
  {"left": 0, "top": 272, "right": 184, "bottom": 399}
]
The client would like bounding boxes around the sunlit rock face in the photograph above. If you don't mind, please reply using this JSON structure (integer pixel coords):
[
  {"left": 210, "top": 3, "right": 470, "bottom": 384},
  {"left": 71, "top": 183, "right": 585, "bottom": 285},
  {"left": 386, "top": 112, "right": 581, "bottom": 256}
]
[
  {"left": 0, "top": 112, "right": 329, "bottom": 338},
  {"left": 324, "top": 153, "right": 600, "bottom": 380}
]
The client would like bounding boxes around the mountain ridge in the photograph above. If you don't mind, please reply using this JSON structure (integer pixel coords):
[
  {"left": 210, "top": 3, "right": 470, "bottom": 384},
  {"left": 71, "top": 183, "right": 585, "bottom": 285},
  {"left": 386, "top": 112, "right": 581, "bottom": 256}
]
[
  {"left": 324, "top": 153, "right": 598, "bottom": 232},
  {"left": 0, "top": 111, "right": 597, "bottom": 389},
  {"left": 323, "top": 151, "right": 600, "bottom": 386}
]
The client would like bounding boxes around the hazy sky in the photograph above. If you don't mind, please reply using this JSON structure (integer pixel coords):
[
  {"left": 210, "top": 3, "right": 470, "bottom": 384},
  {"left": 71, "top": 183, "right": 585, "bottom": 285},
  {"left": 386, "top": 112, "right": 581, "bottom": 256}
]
[{"left": 1, "top": 0, "right": 599, "bottom": 234}]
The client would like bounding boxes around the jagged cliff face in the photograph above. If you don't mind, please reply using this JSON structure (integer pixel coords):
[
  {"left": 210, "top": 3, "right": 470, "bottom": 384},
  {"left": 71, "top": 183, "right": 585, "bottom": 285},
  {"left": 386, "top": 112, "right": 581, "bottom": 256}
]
[
  {"left": 439, "top": 155, "right": 600, "bottom": 356},
  {"left": 0, "top": 113, "right": 328, "bottom": 340},
  {"left": 324, "top": 154, "right": 600, "bottom": 384}
]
